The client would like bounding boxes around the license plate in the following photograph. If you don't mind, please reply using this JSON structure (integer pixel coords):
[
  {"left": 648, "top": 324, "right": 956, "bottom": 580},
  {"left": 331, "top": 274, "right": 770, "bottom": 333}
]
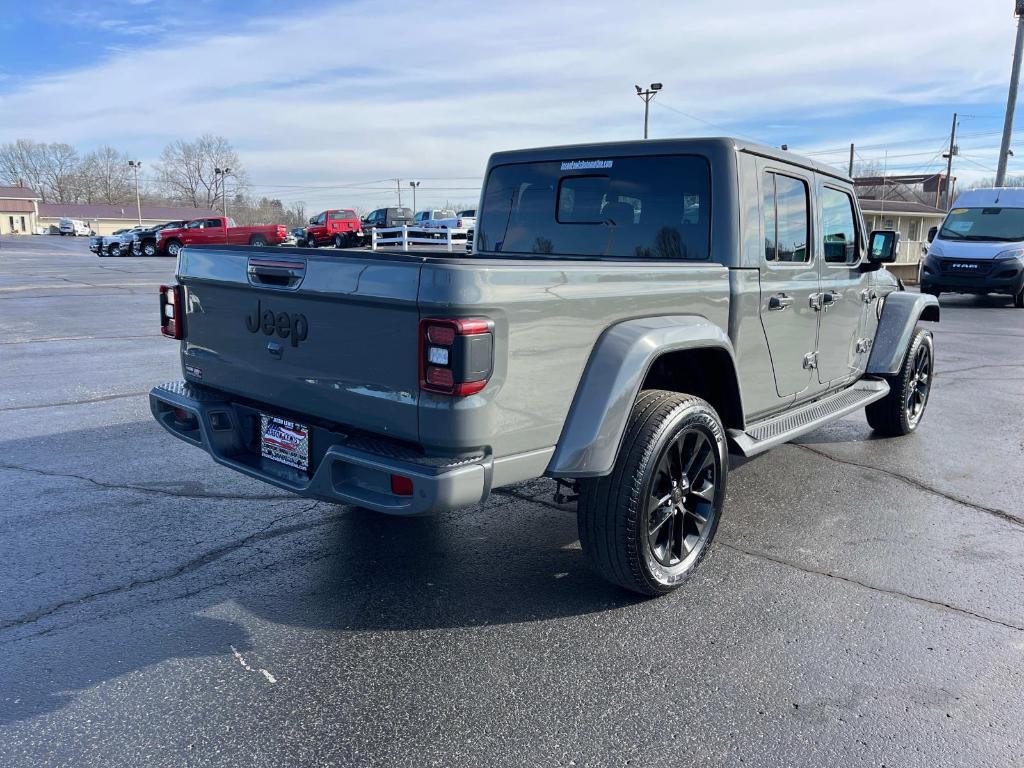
[{"left": 260, "top": 415, "right": 309, "bottom": 472}]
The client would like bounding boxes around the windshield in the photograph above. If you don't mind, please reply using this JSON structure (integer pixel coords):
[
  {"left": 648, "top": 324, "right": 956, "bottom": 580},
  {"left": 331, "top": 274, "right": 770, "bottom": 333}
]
[
  {"left": 476, "top": 154, "right": 711, "bottom": 259},
  {"left": 939, "top": 206, "right": 1024, "bottom": 242}
]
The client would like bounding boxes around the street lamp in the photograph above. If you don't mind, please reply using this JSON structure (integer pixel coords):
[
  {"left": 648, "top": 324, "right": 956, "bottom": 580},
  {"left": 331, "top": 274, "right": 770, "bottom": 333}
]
[
  {"left": 215, "top": 167, "right": 232, "bottom": 219},
  {"left": 127, "top": 160, "right": 142, "bottom": 225},
  {"left": 634, "top": 82, "right": 663, "bottom": 139},
  {"left": 409, "top": 181, "right": 420, "bottom": 212}
]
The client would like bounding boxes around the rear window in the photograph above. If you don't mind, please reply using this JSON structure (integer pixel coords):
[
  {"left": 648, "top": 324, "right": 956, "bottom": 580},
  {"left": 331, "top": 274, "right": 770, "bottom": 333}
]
[
  {"left": 329, "top": 211, "right": 357, "bottom": 221},
  {"left": 477, "top": 155, "right": 711, "bottom": 259}
]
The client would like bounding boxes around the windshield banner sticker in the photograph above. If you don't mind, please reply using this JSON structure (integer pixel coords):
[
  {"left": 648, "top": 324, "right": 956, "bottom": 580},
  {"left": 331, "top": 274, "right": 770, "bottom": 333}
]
[
  {"left": 948, "top": 220, "right": 974, "bottom": 233},
  {"left": 560, "top": 159, "right": 614, "bottom": 171}
]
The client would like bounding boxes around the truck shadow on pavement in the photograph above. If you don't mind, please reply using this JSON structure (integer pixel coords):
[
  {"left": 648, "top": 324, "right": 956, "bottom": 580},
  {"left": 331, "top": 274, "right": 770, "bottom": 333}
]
[{"left": 0, "top": 420, "right": 648, "bottom": 724}]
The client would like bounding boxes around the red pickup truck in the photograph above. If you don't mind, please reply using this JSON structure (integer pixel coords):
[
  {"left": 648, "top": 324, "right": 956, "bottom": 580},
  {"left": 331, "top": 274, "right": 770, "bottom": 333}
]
[
  {"left": 156, "top": 216, "right": 289, "bottom": 257},
  {"left": 305, "top": 209, "right": 362, "bottom": 248}
]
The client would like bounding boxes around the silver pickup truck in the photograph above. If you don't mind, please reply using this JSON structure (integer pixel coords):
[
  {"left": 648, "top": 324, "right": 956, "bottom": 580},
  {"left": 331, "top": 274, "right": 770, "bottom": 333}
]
[{"left": 150, "top": 138, "right": 939, "bottom": 595}]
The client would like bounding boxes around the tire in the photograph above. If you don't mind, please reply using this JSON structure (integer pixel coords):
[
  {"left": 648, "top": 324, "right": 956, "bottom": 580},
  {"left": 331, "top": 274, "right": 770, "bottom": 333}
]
[
  {"left": 108, "top": 242, "right": 122, "bottom": 257},
  {"left": 249, "top": 236, "right": 267, "bottom": 247},
  {"left": 921, "top": 283, "right": 940, "bottom": 298},
  {"left": 334, "top": 234, "right": 344, "bottom": 248},
  {"left": 1013, "top": 285, "right": 1024, "bottom": 308},
  {"left": 865, "top": 327, "right": 934, "bottom": 436},
  {"left": 165, "top": 239, "right": 183, "bottom": 258},
  {"left": 577, "top": 390, "right": 728, "bottom": 596},
  {"left": 306, "top": 236, "right": 317, "bottom": 248},
  {"left": 142, "top": 242, "right": 157, "bottom": 257}
]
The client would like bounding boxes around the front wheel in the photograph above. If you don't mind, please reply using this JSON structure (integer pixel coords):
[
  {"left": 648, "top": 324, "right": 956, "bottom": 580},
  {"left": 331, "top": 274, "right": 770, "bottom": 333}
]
[
  {"left": 142, "top": 242, "right": 157, "bottom": 257},
  {"left": 165, "top": 240, "right": 182, "bottom": 258},
  {"left": 306, "top": 236, "right": 317, "bottom": 248},
  {"left": 108, "top": 242, "right": 123, "bottom": 257},
  {"left": 577, "top": 391, "right": 728, "bottom": 596},
  {"left": 865, "top": 327, "right": 934, "bottom": 436},
  {"left": 1014, "top": 284, "right": 1024, "bottom": 308}
]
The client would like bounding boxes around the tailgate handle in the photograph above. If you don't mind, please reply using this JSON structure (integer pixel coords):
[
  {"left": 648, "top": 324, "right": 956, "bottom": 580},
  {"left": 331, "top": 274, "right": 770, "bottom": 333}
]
[{"left": 247, "top": 257, "right": 306, "bottom": 289}]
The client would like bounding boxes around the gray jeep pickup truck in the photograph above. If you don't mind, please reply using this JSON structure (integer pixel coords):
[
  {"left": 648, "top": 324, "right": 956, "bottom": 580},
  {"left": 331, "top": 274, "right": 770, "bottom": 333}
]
[{"left": 150, "top": 138, "right": 939, "bottom": 595}]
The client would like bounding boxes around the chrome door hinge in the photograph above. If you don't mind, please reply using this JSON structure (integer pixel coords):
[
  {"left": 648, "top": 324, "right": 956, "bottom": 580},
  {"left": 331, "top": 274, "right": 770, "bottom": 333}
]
[
  {"left": 809, "top": 293, "right": 823, "bottom": 311},
  {"left": 802, "top": 352, "right": 818, "bottom": 369},
  {"left": 859, "top": 288, "right": 877, "bottom": 303},
  {"left": 856, "top": 338, "right": 872, "bottom": 354}
]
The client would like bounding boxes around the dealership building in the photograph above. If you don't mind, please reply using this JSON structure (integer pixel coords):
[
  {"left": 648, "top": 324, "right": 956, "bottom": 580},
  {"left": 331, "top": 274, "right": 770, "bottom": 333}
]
[
  {"left": 0, "top": 185, "right": 41, "bottom": 234},
  {"left": 37, "top": 203, "right": 220, "bottom": 236}
]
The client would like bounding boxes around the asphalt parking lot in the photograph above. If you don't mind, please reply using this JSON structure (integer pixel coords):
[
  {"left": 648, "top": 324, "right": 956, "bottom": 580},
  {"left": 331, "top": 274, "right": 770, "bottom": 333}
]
[{"left": 1, "top": 234, "right": 1023, "bottom": 767}]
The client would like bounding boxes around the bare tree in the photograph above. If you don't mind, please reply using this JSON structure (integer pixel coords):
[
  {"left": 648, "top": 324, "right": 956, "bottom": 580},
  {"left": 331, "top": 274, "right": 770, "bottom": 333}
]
[
  {"left": 967, "top": 175, "right": 1024, "bottom": 189},
  {"left": 0, "top": 139, "right": 82, "bottom": 202},
  {"left": 155, "top": 135, "right": 247, "bottom": 208},
  {"left": 79, "top": 146, "right": 133, "bottom": 204}
]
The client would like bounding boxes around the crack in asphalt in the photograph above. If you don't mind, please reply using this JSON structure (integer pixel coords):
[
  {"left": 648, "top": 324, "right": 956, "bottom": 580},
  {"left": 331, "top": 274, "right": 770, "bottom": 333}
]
[
  {"left": 793, "top": 444, "right": 1024, "bottom": 529},
  {"left": 719, "top": 541, "right": 1024, "bottom": 634},
  {"left": 938, "top": 363, "right": 1024, "bottom": 375},
  {"left": 0, "top": 391, "right": 149, "bottom": 412},
  {"left": 0, "top": 334, "right": 161, "bottom": 346},
  {"left": 0, "top": 502, "right": 340, "bottom": 638},
  {"left": 0, "top": 462, "right": 293, "bottom": 501}
]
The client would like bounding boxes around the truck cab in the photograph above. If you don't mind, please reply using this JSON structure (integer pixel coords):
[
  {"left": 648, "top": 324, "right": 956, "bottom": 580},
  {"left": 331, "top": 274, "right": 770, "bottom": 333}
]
[{"left": 920, "top": 187, "right": 1024, "bottom": 307}]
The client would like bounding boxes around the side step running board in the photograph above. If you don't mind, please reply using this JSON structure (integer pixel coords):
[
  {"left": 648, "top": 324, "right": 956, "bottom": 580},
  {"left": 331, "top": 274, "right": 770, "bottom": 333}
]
[{"left": 729, "top": 379, "right": 889, "bottom": 457}]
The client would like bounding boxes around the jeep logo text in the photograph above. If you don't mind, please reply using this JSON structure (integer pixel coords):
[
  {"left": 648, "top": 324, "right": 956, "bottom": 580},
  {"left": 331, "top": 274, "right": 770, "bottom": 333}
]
[{"left": 245, "top": 300, "right": 308, "bottom": 347}]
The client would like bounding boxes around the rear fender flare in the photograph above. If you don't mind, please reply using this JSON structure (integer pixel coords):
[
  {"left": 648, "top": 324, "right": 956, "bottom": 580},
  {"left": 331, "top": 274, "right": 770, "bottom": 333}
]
[
  {"left": 547, "top": 316, "right": 739, "bottom": 478},
  {"left": 867, "top": 292, "right": 940, "bottom": 376}
]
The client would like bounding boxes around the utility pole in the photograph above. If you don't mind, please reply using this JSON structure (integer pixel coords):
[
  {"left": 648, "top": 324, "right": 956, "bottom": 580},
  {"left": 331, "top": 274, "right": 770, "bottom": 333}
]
[
  {"left": 409, "top": 180, "right": 420, "bottom": 211},
  {"left": 848, "top": 144, "right": 855, "bottom": 177},
  {"left": 215, "top": 167, "right": 232, "bottom": 219},
  {"left": 997, "top": 1, "right": 1024, "bottom": 186},
  {"left": 127, "top": 160, "right": 142, "bottom": 224},
  {"left": 943, "top": 114, "right": 958, "bottom": 210},
  {"left": 395, "top": 179, "right": 402, "bottom": 207},
  {"left": 634, "top": 83, "right": 663, "bottom": 139}
]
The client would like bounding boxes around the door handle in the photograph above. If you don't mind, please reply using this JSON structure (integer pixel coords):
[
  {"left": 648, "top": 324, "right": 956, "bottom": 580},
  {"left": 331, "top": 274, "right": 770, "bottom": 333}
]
[
  {"left": 768, "top": 294, "right": 793, "bottom": 311},
  {"left": 821, "top": 291, "right": 842, "bottom": 311}
]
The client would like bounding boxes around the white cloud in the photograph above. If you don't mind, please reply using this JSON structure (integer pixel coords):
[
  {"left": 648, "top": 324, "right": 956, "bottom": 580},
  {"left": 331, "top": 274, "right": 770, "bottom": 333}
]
[{"left": 1, "top": 0, "right": 1019, "bottom": 209}]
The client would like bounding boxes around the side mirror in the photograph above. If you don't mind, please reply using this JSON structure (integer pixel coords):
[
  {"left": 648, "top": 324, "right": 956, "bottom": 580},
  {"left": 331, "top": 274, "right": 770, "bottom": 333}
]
[
  {"left": 927, "top": 226, "right": 937, "bottom": 243},
  {"left": 867, "top": 229, "right": 899, "bottom": 265},
  {"left": 309, "top": 217, "right": 317, "bottom": 225}
]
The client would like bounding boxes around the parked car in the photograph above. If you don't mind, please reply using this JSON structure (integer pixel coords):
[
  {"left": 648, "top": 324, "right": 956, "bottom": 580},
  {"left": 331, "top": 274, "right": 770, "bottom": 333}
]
[
  {"left": 305, "top": 209, "right": 362, "bottom": 248},
  {"left": 131, "top": 221, "right": 189, "bottom": 257},
  {"left": 361, "top": 207, "right": 414, "bottom": 238},
  {"left": 414, "top": 209, "right": 456, "bottom": 228},
  {"left": 150, "top": 137, "right": 939, "bottom": 596},
  {"left": 291, "top": 227, "right": 307, "bottom": 245},
  {"left": 920, "top": 187, "right": 1024, "bottom": 307},
  {"left": 155, "top": 216, "right": 289, "bottom": 257},
  {"left": 59, "top": 218, "right": 92, "bottom": 236},
  {"left": 90, "top": 226, "right": 144, "bottom": 257}
]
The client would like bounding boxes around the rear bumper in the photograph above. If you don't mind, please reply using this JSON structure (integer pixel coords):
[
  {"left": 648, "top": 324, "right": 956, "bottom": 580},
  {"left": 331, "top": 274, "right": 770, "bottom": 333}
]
[{"left": 149, "top": 380, "right": 490, "bottom": 516}]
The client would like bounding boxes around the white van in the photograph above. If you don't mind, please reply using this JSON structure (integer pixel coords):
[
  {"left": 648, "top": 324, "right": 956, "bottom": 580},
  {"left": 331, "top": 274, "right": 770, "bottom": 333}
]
[
  {"left": 920, "top": 187, "right": 1024, "bottom": 307},
  {"left": 59, "top": 218, "right": 92, "bottom": 237}
]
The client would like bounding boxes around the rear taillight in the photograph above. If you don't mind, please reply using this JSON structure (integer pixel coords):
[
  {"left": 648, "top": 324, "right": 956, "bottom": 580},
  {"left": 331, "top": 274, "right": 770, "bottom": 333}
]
[
  {"left": 159, "top": 284, "right": 184, "bottom": 339},
  {"left": 419, "top": 318, "right": 493, "bottom": 396}
]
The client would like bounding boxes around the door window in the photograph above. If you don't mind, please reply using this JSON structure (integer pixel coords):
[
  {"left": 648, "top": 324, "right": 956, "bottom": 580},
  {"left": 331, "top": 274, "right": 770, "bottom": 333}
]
[
  {"left": 763, "top": 172, "right": 809, "bottom": 263},
  {"left": 821, "top": 187, "right": 859, "bottom": 264},
  {"left": 205, "top": 218, "right": 223, "bottom": 228}
]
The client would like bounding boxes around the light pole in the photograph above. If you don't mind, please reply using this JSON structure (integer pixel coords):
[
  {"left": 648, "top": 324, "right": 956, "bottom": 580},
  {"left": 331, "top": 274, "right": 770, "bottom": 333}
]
[
  {"left": 409, "top": 181, "right": 420, "bottom": 211},
  {"left": 997, "top": 1, "right": 1024, "bottom": 186},
  {"left": 635, "top": 82, "right": 663, "bottom": 139},
  {"left": 215, "top": 167, "right": 232, "bottom": 219},
  {"left": 127, "top": 160, "right": 142, "bottom": 224}
]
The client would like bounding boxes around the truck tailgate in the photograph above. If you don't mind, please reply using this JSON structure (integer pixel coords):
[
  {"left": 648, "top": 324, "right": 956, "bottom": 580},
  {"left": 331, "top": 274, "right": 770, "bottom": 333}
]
[{"left": 177, "top": 247, "right": 422, "bottom": 442}]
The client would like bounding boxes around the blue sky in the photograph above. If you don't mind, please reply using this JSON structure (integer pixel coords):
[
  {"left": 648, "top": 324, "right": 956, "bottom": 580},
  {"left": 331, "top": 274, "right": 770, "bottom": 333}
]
[{"left": 1, "top": 0, "right": 1022, "bottom": 211}]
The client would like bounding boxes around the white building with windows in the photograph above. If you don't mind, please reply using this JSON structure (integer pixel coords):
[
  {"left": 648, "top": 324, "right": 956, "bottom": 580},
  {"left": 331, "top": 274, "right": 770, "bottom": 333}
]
[
  {"left": 858, "top": 199, "right": 946, "bottom": 284},
  {"left": 0, "top": 185, "right": 41, "bottom": 234}
]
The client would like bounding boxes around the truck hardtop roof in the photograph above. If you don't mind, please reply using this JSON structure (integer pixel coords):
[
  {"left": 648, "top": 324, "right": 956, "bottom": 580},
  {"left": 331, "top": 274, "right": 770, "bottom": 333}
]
[
  {"left": 487, "top": 136, "right": 851, "bottom": 183},
  {"left": 951, "top": 187, "right": 1024, "bottom": 208}
]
